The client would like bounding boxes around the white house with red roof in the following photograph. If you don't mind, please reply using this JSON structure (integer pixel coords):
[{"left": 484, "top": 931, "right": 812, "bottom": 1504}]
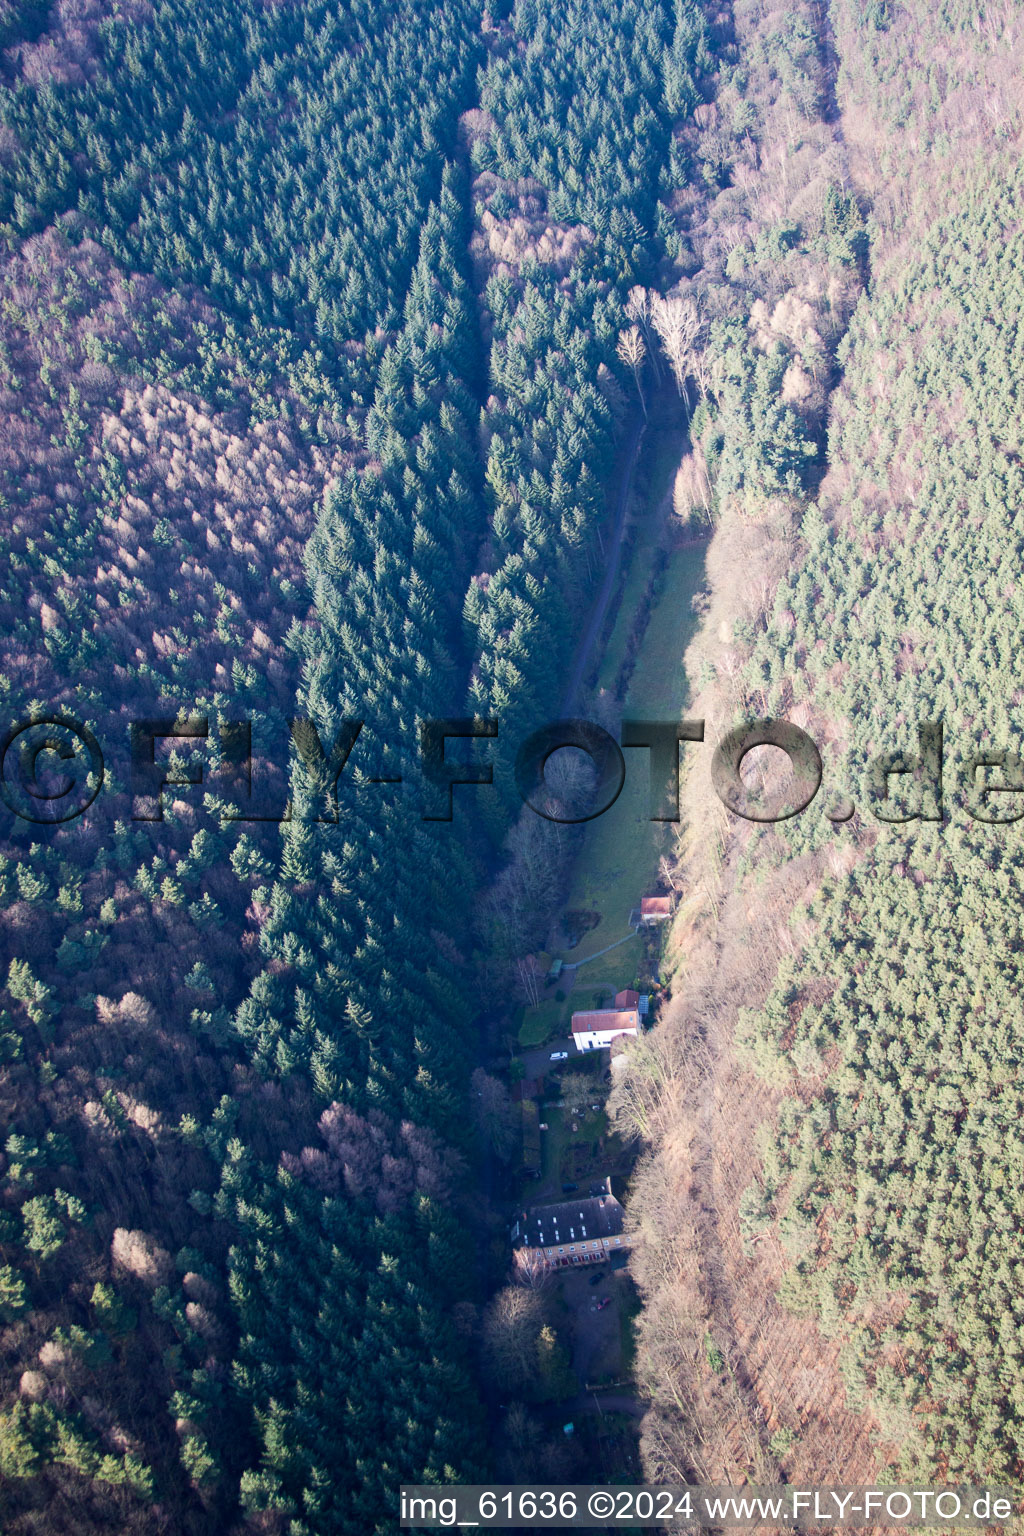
[{"left": 570, "top": 1005, "right": 640, "bottom": 1052}]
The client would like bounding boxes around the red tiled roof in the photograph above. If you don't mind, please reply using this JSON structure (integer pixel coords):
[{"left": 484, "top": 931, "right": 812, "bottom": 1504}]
[
  {"left": 640, "top": 895, "right": 672, "bottom": 917},
  {"left": 614, "top": 989, "right": 640, "bottom": 1008},
  {"left": 571, "top": 1008, "right": 639, "bottom": 1035}
]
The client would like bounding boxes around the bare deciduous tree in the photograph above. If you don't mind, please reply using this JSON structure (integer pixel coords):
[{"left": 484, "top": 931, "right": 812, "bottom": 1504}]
[
  {"left": 692, "top": 345, "right": 714, "bottom": 401},
  {"left": 616, "top": 325, "right": 647, "bottom": 417},
  {"left": 650, "top": 295, "right": 703, "bottom": 404},
  {"left": 558, "top": 1068, "right": 596, "bottom": 1117},
  {"left": 481, "top": 1285, "right": 544, "bottom": 1395},
  {"left": 110, "top": 1228, "right": 172, "bottom": 1287},
  {"left": 514, "top": 1245, "right": 552, "bottom": 1291},
  {"left": 673, "top": 445, "right": 713, "bottom": 527},
  {"left": 471, "top": 1067, "right": 519, "bottom": 1161},
  {"left": 625, "top": 285, "right": 651, "bottom": 332},
  {"left": 607, "top": 1030, "right": 689, "bottom": 1143},
  {"left": 626, "top": 285, "right": 664, "bottom": 383}
]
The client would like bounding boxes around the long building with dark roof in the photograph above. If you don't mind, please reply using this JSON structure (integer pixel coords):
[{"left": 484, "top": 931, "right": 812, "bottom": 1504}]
[{"left": 510, "top": 1185, "right": 628, "bottom": 1270}]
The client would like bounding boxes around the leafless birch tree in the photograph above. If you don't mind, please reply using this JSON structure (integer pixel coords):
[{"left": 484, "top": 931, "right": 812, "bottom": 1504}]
[
  {"left": 617, "top": 324, "right": 648, "bottom": 417},
  {"left": 650, "top": 294, "right": 703, "bottom": 406}
]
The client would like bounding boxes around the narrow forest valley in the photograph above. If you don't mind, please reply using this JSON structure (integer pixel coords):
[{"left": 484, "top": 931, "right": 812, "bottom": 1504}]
[
  {"left": 0, "top": 0, "right": 1022, "bottom": 1530},
  {"left": 621, "top": 0, "right": 1024, "bottom": 1506}
]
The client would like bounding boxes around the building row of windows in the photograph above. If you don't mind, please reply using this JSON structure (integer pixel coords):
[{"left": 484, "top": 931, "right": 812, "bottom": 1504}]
[{"left": 546, "top": 1237, "right": 622, "bottom": 1257}]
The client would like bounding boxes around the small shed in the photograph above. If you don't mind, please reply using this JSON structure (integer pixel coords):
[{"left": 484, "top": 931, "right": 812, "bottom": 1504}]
[{"left": 640, "top": 895, "right": 673, "bottom": 924}]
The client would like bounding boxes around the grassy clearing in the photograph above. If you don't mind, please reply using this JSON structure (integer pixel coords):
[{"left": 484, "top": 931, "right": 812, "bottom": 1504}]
[
  {"left": 518, "top": 939, "right": 645, "bottom": 1047},
  {"left": 517, "top": 1095, "right": 632, "bottom": 1204},
  {"left": 625, "top": 540, "right": 707, "bottom": 717},
  {"left": 517, "top": 937, "right": 647, "bottom": 1046},
  {"left": 520, "top": 414, "right": 705, "bottom": 1049},
  {"left": 598, "top": 526, "right": 662, "bottom": 693},
  {"left": 522, "top": 1102, "right": 608, "bottom": 1197},
  {"left": 518, "top": 1001, "right": 564, "bottom": 1047},
  {"left": 538, "top": 1106, "right": 568, "bottom": 1188},
  {"left": 571, "top": 936, "right": 644, "bottom": 992},
  {"left": 562, "top": 535, "right": 706, "bottom": 951},
  {"left": 596, "top": 404, "right": 688, "bottom": 695},
  {"left": 562, "top": 777, "right": 669, "bottom": 943},
  {"left": 549, "top": 417, "right": 707, "bottom": 973}
]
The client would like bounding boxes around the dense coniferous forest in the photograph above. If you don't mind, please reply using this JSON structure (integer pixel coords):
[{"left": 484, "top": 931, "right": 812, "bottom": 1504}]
[
  {"left": 0, "top": 0, "right": 713, "bottom": 1529},
  {"left": 734, "top": 142, "right": 1024, "bottom": 1486},
  {"left": 617, "top": 0, "right": 1024, "bottom": 1496},
  {"left": 464, "top": 0, "right": 713, "bottom": 769},
  {"left": 3, "top": 0, "right": 1024, "bottom": 1524}
]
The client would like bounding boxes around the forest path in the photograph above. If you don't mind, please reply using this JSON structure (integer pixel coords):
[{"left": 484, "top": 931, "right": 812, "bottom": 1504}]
[
  {"left": 563, "top": 931, "right": 636, "bottom": 969},
  {"left": 559, "top": 412, "right": 646, "bottom": 716},
  {"left": 567, "top": 1390, "right": 645, "bottom": 1419}
]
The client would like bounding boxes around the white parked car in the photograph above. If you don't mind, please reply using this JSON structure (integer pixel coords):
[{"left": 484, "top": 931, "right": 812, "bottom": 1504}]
[{"left": 549, "top": 1050, "right": 569, "bottom": 1061}]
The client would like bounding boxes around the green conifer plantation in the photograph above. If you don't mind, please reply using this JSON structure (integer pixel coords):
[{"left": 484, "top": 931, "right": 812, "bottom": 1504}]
[
  {"left": 616, "top": 0, "right": 1024, "bottom": 1490},
  {"left": 737, "top": 163, "right": 1024, "bottom": 1483},
  {"left": 0, "top": 0, "right": 717, "bottom": 1529}
]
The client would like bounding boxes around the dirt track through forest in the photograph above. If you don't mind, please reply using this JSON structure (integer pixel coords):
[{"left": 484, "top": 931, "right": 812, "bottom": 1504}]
[{"left": 560, "top": 413, "right": 646, "bottom": 716}]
